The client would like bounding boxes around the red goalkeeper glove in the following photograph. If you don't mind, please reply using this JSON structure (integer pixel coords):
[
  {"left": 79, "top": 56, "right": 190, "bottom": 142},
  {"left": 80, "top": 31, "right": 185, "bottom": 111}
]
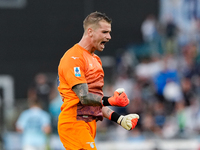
[
  {"left": 117, "top": 114, "right": 139, "bottom": 130},
  {"left": 109, "top": 112, "right": 139, "bottom": 130},
  {"left": 101, "top": 88, "right": 129, "bottom": 107}
]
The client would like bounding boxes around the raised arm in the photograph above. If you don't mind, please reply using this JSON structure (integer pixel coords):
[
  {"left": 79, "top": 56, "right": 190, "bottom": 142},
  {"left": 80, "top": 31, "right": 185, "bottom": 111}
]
[{"left": 72, "top": 83, "right": 129, "bottom": 107}]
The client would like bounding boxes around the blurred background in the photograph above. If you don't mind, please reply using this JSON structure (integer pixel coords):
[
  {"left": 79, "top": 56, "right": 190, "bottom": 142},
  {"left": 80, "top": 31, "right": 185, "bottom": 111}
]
[{"left": 1, "top": 0, "right": 200, "bottom": 149}]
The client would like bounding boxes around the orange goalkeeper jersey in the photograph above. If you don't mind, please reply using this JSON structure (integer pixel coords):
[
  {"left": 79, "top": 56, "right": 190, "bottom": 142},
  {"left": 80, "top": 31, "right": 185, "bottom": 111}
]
[{"left": 58, "top": 44, "right": 104, "bottom": 123}]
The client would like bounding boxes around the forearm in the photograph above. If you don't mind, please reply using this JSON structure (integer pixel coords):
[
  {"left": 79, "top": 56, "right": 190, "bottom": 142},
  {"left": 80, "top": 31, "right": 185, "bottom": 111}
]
[
  {"left": 102, "top": 107, "right": 121, "bottom": 123},
  {"left": 72, "top": 83, "right": 102, "bottom": 106},
  {"left": 102, "top": 106, "right": 114, "bottom": 119},
  {"left": 81, "top": 93, "right": 102, "bottom": 106}
]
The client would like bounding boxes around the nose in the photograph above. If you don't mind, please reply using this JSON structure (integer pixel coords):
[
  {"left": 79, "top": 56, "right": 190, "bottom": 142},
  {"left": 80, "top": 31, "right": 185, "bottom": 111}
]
[{"left": 107, "top": 33, "right": 111, "bottom": 40}]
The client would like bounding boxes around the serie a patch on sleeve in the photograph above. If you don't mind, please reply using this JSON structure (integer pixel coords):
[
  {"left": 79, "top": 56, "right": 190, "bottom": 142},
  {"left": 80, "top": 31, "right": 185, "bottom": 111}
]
[{"left": 74, "top": 67, "right": 81, "bottom": 77}]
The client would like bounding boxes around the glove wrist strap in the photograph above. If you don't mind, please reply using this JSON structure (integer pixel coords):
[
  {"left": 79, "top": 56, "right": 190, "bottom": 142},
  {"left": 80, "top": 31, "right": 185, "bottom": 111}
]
[
  {"left": 109, "top": 112, "right": 121, "bottom": 123},
  {"left": 101, "top": 96, "right": 111, "bottom": 106}
]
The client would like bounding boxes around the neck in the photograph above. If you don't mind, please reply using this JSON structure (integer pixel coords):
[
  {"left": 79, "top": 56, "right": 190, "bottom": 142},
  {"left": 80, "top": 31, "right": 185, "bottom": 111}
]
[{"left": 78, "top": 35, "right": 95, "bottom": 54}]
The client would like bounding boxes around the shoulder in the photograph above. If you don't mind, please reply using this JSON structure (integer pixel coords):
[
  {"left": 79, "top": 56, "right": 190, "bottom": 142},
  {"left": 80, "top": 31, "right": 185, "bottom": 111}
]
[
  {"left": 64, "top": 44, "right": 83, "bottom": 57},
  {"left": 60, "top": 44, "right": 84, "bottom": 63},
  {"left": 18, "top": 109, "right": 31, "bottom": 120},
  {"left": 93, "top": 54, "right": 100, "bottom": 59},
  {"left": 93, "top": 54, "right": 102, "bottom": 65}
]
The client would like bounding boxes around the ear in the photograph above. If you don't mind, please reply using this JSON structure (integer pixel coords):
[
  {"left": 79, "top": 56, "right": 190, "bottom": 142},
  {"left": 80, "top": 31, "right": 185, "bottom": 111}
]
[{"left": 87, "top": 28, "right": 93, "bottom": 37}]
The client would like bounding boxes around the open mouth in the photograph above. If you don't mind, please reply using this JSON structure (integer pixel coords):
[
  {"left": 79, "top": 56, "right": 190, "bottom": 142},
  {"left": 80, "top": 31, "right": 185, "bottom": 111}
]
[
  {"left": 101, "top": 41, "right": 107, "bottom": 46},
  {"left": 100, "top": 40, "right": 109, "bottom": 50}
]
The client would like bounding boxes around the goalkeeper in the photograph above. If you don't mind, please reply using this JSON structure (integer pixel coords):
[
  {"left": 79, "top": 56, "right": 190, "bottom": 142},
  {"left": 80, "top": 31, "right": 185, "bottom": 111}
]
[{"left": 57, "top": 11, "right": 139, "bottom": 150}]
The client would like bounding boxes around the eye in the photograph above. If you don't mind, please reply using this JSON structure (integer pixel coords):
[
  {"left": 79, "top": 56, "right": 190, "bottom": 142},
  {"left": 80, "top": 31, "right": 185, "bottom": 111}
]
[{"left": 102, "top": 31, "right": 108, "bottom": 33}]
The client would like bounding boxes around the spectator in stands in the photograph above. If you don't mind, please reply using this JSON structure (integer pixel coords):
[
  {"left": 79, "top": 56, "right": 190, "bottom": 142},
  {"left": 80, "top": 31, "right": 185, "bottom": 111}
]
[
  {"left": 174, "top": 100, "right": 187, "bottom": 138},
  {"left": 163, "top": 15, "right": 178, "bottom": 55},
  {"left": 141, "top": 14, "right": 157, "bottom": 43},
  {"left": 141, "top": 14, "right": 160, "bottom": 56},
  {"left": 152, "top": 100, "right": 166, "bottom": 135},
  {"left": 141, "top": 111, "right": 156, "bottom": 138},
  {"left": 181, "top": 77, "right": 195, "bottom": 106},
  {"left": 184, "top": 97, "right": 200, "bottom": 137},
  {"left": 153, "top": 56, "right": 180, "bottom": 100},
  {"left": 178, "top": 43, "right": 199, "bottom": 78}
]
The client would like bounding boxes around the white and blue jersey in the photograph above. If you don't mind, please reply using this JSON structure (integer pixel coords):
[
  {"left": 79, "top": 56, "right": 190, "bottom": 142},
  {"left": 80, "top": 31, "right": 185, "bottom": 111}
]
[{"left": 16, "top": 107, "right": 51, "bottom": 147}]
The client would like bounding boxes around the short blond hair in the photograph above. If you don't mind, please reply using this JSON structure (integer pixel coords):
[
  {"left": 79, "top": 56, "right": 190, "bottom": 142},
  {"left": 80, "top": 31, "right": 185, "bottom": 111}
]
[{"left": 83, "top": 11, "right": 112, "bottom": 31}]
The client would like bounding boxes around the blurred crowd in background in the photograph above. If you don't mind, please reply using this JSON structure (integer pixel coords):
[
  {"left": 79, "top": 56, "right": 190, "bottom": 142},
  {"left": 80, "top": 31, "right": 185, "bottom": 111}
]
[
  {"left": 97, "top": 11, "right": 200, "bottom": 142},
  {"left": 2, "top": 0, "right": 200, "bottom": 149}
]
